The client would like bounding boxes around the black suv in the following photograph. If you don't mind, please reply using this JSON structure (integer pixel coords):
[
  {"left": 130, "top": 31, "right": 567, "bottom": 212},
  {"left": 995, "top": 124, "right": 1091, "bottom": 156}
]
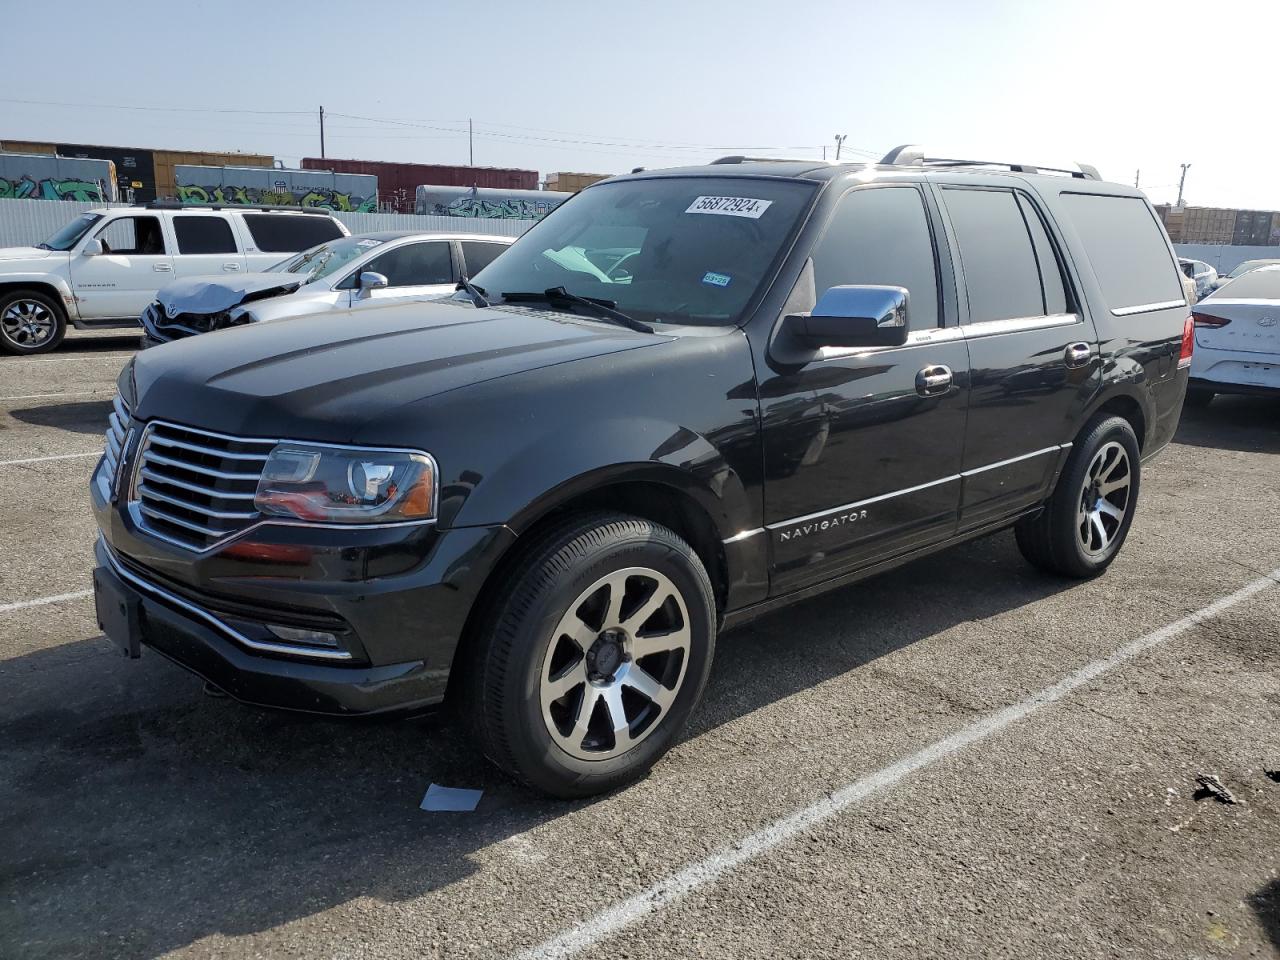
[{"left": 92, "top": 148, "right": 1193, "bottom": 797}]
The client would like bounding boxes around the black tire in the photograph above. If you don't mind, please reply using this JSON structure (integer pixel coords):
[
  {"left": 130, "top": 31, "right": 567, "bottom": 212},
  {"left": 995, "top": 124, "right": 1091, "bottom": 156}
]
[
  {"left": 0, "top": 289, "right": 67, "bottom": 355},
  {"left": 462, "top": 511, "right": 716, "bottom": 798},
  {"left": 1183, "top": 389, "right": 1213, "bottom": 409},
  {"left": 1015, "top": 415, "right": 1141, "bottom": 579}
]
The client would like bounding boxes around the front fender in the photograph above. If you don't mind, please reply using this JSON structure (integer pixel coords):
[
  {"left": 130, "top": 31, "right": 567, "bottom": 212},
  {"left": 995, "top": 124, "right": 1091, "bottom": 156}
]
[
  {"left": 0, "top": 271, "right": 75, "bottom": 316},
  {"left": 444, "top": 415, "right": 751, "bottom": 537}
]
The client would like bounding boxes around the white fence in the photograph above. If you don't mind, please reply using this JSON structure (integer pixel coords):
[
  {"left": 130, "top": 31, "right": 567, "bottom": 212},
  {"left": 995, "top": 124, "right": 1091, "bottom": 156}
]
[
  {"left": 0, "top": 197, "right": 536, "bottom": 248},
  {"left": 1173, "top": 243, "right": 1279, "bottom": 275}
]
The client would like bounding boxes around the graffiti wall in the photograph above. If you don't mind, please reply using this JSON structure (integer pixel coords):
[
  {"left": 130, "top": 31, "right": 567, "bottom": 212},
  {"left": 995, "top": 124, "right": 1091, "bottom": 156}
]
[
  {"left": 175, "top": 165, "right": 377, "bottom": 212},
  {"left": 0, "top": 154, "right": 117, "bottom": 202},
  {"left": 415, "top": 185, "right": 571, "bottom": 220}
]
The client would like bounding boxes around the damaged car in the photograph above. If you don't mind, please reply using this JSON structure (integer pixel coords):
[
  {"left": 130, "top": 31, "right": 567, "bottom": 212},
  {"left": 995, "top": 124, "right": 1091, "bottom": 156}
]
[{"left": 141, "top": 230, "right": 514, "bottom": 345}]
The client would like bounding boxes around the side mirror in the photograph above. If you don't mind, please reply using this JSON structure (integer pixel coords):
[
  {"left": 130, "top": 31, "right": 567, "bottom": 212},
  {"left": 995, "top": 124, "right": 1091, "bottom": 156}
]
[
  {"left": 356, "top": 271, "right": 389, "bottom": 298},
  {"left": 81, "top": 238, "right": 103, "bottom": 256},
  {"left": 786, "top": 285, "right": 910, "bottom": 349}
]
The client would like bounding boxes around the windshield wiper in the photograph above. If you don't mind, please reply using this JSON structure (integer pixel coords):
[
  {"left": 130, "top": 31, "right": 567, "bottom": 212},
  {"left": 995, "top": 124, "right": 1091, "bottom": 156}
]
[
  {"left": 501, "top": 287, "right": 652, "bottom": 333},
  {"left": 456, "top": 274, "right": 490, "bottom": 308},
  {"left": 35, "top": 242, "right": 51, "bottom": 250}
]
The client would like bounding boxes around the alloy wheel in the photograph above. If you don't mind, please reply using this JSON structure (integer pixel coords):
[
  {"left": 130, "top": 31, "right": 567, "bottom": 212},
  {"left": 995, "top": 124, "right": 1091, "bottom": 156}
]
[
  {"left": 539, "top": 566, "right": 691, "bottom": 761},
  {"left": 1, "top": 299, "right": 56, "bottom": 348},
  {"left": 1077, "top": 441, "right": 1131, "bottom": 556}
]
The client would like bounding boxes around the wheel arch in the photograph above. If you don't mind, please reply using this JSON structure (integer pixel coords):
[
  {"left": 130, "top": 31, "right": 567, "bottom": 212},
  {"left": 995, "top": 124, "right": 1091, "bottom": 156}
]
[
  {"left": 1081, "top": 386, "right": 1148, "bottom": 452},
  {"left": 0, "top": 280, "right": 71, "bottom": 321}
]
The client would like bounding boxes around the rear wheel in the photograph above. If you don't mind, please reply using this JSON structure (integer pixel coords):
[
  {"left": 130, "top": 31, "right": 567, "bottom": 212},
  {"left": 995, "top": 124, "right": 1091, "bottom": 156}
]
[
  {"left": 464, "top": 512, "right": 716, "bottom": 798},
  {"left": 1015, "top": 415, "right": 1141, "bottom": 579},
  {"left": 0, "top": 290, "right": 66, "bottom": 355}
]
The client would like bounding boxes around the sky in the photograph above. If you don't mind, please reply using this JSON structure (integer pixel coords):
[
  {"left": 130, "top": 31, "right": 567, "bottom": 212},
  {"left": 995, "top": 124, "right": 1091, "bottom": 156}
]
[{"left": 4, "top": 0, "right": 1277, "bottom": 209}]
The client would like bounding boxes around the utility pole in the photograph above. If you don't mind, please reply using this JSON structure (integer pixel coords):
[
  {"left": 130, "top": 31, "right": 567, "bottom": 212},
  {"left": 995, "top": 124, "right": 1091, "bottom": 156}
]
[
  {"left": 1176, "top": 163, "right": 1191, "bottom": 206},
  {"left": 822, "top": 145, "right": 827, "bottom": 160},
  {"left": 1134, "top": 169, "right": 1140, "bottom": 189},
  {"left": 319, "top": 105, "right": 326, "bottom": 160},
  {"left": 469, "top": 118, "right": 474, "bottom": 166},
  {"left": 834, "top": 134, "right": 847, "bottom": 161}
]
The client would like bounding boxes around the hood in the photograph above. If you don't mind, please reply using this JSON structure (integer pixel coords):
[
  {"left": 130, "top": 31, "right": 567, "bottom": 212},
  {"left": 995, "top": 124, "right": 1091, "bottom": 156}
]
[
  {"left": 0, "top": 246, "right": 54, "bottom": 262},
  {"left": 155, "top": 272, "right": 305, "bottom": 315},
  {"left": 131, "top": 298, "right": 665, "bottom": 441}
]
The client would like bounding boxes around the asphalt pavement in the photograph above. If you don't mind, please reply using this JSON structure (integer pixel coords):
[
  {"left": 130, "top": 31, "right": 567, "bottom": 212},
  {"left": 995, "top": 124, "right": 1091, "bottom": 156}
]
[{"left": 2, "top": 331, "right": 1278, "bottom": 959}]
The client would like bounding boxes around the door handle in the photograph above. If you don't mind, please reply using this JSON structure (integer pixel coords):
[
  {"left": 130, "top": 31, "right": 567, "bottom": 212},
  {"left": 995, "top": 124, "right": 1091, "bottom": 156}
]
[
  {"left": 153, "top": 263, "right": 172, "bottom": 272},
  {"left": 915, "top": 364, "right": 953, "bottom": 397},
  {"left": 222, "top": 262, "right": 241, "bottom": 271},
  {"left": 1064, "top": 342, "right": 1092, "bottom": 369}
]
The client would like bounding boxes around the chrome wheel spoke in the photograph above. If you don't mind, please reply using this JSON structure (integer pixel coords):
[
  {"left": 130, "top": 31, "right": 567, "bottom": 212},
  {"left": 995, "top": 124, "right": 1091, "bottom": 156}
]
[
  {"left": 545, "top": 660, "right": 588, "bottom": 701},
  {"left": 1090, "top": 512, "right": 1108, "bottom": 548},
  {"left": 631, "top": 624, "right": 690, "bottom": 660},
  {"left": 1096, "top": 498, "right": 1124, "bottom": 522},
  {"left": 568, "top": 686, "right": 601, "bottom": 745},
  {"left": 1098, "top": 476, "right": 1127, "bottom": 496},
  {"left": 602, "top": 686, "right": 632, "bottom": 750},
  {"left": 623, "top": 666, "right": 674, "bottom": 710},
  {"left": 620, "top": 582, "right": 674, "bottom": 634}
]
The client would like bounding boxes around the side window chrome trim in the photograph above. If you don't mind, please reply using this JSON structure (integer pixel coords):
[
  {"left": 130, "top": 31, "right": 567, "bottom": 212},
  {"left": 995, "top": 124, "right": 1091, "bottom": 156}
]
[
  {"left": 1111, "top": 299, "right": 1188, "bottom": 317},
  {"left": 961, "top": 312, "right": 1080, "bottom": 339},
  {"left": 816, "top": 325, "right": 964, "bottom": 360}
]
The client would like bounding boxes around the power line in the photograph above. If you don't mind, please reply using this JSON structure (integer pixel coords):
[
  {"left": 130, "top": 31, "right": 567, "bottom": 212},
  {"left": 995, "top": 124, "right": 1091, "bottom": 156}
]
[{"left": 0, "top": 96, "right": 313, "bottom": 116}]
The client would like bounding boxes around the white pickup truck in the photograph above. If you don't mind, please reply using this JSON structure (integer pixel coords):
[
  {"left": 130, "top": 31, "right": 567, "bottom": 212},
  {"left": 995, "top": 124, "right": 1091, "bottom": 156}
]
[{"left": 0, "top": 204, "right": 348, "bottom": 354}]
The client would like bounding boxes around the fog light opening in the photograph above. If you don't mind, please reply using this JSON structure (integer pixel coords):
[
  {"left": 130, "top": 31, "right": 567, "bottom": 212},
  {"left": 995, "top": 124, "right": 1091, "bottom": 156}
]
[{"left": 265, "top": 624, "right": 340, "bottom": 649}]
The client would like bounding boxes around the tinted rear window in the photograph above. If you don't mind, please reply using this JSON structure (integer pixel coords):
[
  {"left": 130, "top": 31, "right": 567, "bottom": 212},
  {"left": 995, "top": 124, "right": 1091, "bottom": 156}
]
[
  {"left": 242, "top": 214, "right": 344, "bottom": 253},
  {"left": 942, "top": 187, "right": 1045, "bottom": 323},
  {"left": 174, "top": 216, "right": 237, "bottom": 255},
  {"left": 1059, "top": 194, "right": 1184, "bottom": 313},
  {"left": 1208, "top": 268, "right": 1280, "bottom": 300}
]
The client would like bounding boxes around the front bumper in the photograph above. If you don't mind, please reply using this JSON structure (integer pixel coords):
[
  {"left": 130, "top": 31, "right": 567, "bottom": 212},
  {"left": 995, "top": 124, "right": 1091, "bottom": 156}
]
[{"left": 92, "top": 466, "right": 516, "bottom": 715}]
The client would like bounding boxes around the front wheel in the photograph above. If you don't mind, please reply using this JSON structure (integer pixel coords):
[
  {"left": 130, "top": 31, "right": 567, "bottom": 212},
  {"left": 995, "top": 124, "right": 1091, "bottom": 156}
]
[
  {"left": 1015, "top": 415, "right": 1141, "bottom": 579},
  {"left": 0, "top": 290, "right": 67, "bottom": 355},
  {"left": 464, "top": 512, "right": 716, "bottom": 798}
]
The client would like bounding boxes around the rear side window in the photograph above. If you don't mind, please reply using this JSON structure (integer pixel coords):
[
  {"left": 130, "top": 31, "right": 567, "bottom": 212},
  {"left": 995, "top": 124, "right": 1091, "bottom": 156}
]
[
  {"left": 363, "top": 241, "right": 453, "bottom": 287},
  {"left": 1059, "top": 194, "right": 1185, "bottom": 313},
  {"left": 1016, "top": 194, "right": 1069, "bottom": 315},
  {"left": 173, "top": 216, "right": 237, "bottom": 255},
  {"left": 941, "top": 188, "right": 1045, "bottom": 323},
  {"left": 241, "top": 214, "right": 344, "bottom": 253},
  {"left": 811, "top": 186, "right": 939, "bottom": 329},
  {"left": 460, "top": 240, "right": 507, "bottom": 276}
]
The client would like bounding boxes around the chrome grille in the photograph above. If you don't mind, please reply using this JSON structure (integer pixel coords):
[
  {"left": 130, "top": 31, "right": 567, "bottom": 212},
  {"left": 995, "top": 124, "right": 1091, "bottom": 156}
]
[
  {"left": 131, "top": 421, "right": 275, "bottom": 551},
  {"left": 102, "top": 394, "right": 130, "bottom": 479}
]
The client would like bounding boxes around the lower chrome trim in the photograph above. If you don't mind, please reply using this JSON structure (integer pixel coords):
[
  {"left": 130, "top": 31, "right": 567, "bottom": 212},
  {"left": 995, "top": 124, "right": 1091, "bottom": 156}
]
[
  {"left": 1112, "top": 299, "right": 1186, "bottom": 317},
  {"left": 98, "top": 537, "right": 354, "bottom": 661},
  {"left": 960, "top": 445, "right": 1061, "bottom": 477},
  {"left": 766, "top": 474, "right": 960, "bottom": 531}
]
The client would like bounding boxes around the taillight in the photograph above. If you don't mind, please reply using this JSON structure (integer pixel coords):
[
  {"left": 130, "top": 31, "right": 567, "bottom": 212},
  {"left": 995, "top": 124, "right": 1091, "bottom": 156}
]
[
  {"left": 1192, "top": 311, "right": 1231, "bottom": 327},
  {"left": 1178, "top": 316, "right": 1194, "bottom": 369}
]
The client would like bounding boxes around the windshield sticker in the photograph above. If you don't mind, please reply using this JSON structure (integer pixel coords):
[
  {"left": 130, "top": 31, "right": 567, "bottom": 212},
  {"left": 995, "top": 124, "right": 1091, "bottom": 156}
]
[
  {"left": 685, "top": 196, "right": 773, "bottom": 219},
  {"left": 356, "top": 239, "right": 380, "bottom": 247},
  {"left": 701, "top": 271, "right": 732, "bottom": 288}
]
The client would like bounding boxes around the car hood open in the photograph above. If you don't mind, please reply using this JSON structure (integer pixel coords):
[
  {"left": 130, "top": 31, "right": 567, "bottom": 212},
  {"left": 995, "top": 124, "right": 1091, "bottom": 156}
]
[
  {"left": 155, "top": 273, "right": 307, "bottom": 315},
  {"left": 130, "top": 298, "right": 664, "bottom": 441}
]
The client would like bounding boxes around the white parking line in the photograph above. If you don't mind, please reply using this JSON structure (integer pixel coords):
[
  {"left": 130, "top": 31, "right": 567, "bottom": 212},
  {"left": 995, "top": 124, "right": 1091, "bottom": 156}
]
[
  {"left": 0, "top": 589, "right": 93, "bottom": 615},
  {"left": 0, "top": 451, "right": 100, "bottom": 467},
  {"left": 0, "top": 391, "right": 104, "bottom": 402},
  {"left": 515, "top": 566, "right": 1280, "bottom": 960}
]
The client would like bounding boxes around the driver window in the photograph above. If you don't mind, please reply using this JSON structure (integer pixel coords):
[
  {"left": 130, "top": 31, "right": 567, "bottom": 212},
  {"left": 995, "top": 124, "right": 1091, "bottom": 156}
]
[
  {"left": 810, "top": 187, "right": 940, "bottom": 329},
  {"left": 96, "top": 216, "right": 166, "bottom": 256},
  {"left": 363, "top": 242, "right": 453, "bottom": 287}
]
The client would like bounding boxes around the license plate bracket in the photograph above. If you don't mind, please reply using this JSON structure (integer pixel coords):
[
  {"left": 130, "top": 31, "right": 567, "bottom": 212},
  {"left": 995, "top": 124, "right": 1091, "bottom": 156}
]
[{"left": 94, "top": 568, "right": 142, "bottom": 659}]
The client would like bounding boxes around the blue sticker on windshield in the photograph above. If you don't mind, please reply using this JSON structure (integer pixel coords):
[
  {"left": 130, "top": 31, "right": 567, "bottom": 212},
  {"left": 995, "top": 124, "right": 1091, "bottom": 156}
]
[{"left": 702, "top": 271, "right": 732, "bottom": 288}]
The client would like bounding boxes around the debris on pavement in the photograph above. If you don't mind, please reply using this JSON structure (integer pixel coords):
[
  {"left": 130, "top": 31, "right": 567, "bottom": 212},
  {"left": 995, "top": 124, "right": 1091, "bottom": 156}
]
[
  {"left": 1193, "top": 774, "right": 1238, "bottom": 805},
  {"left": 420, "top": 784, "right": 483, "bottom": 812}
]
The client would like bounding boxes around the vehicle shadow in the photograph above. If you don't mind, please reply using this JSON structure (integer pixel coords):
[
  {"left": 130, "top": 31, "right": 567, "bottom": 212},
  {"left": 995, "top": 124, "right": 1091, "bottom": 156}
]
[
  {"left": 0, "top": 533, "right": 1071, "bottom": 959},
  {"left": 1249, "top": 877, "right": 1279, "bottom": 950},
  {"left": 7, "top": 400, "right": 114, "bottom": 436},
  {"left": 61, "top": 332, "right": 141, "bottom": 355},
  {"left": 1174, "top": 395, "right": 1280, "bottom": 454}
]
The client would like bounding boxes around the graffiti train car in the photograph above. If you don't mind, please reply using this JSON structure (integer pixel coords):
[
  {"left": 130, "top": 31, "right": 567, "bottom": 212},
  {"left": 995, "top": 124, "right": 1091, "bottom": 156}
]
[
  {"left": 175, "top": 165, "right": 378, "bottom": 212},
  {"left": 0, "top": 152, "right": 118, "bottom": 202},
  {"left": 414, "top": 185, "right": 571, "bottom": 220},
  {"left": 304, "top": 158, "right": 539, "bottom": 213}
]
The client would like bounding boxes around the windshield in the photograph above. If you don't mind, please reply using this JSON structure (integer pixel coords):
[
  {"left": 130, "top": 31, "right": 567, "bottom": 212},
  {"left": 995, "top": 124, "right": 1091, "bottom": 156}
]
[
  {"left": 40, "top": 213, "right": 102, "bottom": 251},
  {"left": 470, "top": 176, "right": 817, "bottom": 326},
  {"left": 270, "top": 236, "right": 384, "bottom": 282},
  {"left": 1208, "top": 267, "right": 1280, "bottom": 300},
  {"left": 1228, "top": 259, "right": 1280, "bottom": 279}
]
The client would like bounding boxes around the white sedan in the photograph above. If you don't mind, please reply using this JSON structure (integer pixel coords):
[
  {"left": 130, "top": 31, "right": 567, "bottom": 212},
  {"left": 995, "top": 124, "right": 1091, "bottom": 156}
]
[
  {"left": 142, "top": 230, "right": 513, "bottom": 345},
  {"left": 1187, "top": 265, "right": 1280, "bottom": 405}
]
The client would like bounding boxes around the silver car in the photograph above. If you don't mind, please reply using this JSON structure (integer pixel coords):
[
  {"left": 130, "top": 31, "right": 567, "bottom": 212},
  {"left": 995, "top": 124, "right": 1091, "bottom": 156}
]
[{"left": 142, "top": 230, "right": 514, "bottom": 344}]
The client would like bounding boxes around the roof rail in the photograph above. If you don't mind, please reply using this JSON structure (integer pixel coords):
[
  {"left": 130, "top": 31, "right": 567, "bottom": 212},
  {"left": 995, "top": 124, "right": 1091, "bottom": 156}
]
[
  {"left": 711, "top": 155, "right": 831, "bottom": 165},
  {"left": 879, "top": 144, "right": 1101, "bottom": 181},
  {"left": 139, "top": 200, "right": 334, "bottom": 215}
]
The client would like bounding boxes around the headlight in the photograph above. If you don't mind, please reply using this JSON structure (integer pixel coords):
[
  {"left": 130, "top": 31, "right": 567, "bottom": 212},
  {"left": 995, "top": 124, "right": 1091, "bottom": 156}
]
[{"left": 254, "top": 444, "right": 436, "bottom": 524}]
